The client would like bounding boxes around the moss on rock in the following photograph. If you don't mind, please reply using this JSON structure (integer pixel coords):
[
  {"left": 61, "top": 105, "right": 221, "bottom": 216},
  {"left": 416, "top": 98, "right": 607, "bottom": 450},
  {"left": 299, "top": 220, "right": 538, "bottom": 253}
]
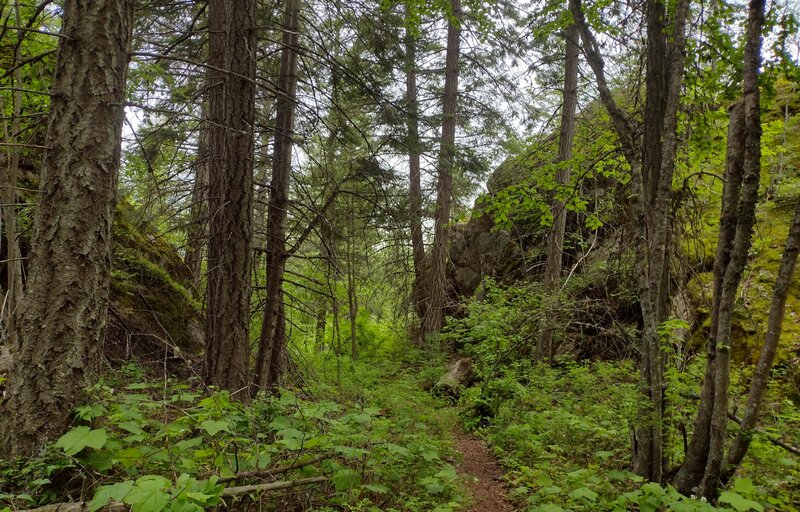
[{"left": 107, "top": 199, "right": 203, "bottom": 360}]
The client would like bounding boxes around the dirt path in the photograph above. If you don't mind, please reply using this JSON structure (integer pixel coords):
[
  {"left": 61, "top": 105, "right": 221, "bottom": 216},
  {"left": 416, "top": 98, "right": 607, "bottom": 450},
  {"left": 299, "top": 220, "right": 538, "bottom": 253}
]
[{"left": 454, "top": 431, "right": 513, "bottom": 512}]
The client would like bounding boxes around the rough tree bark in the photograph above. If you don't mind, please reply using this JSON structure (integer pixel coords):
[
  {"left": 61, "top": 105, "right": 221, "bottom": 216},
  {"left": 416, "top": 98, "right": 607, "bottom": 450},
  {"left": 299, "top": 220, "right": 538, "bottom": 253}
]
[
  {"left": 422, "top": 0, "right": 461, "bottom": 336},
  {"left": 185, "top": 109, "right": 209, "bottom": 292},
  {"left": 203, "top": 0, "right": 257, "bottom": 395},
  {"left": 636, "top": 0, "right": 689, "bottom": 480},
  {"left": 570, "top": 0, "right": 690, "bottom": 482},
  {"left": 673, "top": 101, "right": 746, "bottom": 493},
  {"left": 255, "top": 0, "right": 301, "bottom": 390},
  {"left": 674, "top": 0, "right": 766, "bottom": 496},
  {"left": 405, "top": 23, "right": 427, "bottom": 333},
  {"left": 537, "top": 22, "right": 579, "bottom": 360},
  {"left": 0, "top": 0, "right": 133, "bottom": 458},
  {"left": 699, "top": 0, "right": 766, "bottom": 496},
  {"left": 1, "top": 0, "right": 26, "bottom": 347}
]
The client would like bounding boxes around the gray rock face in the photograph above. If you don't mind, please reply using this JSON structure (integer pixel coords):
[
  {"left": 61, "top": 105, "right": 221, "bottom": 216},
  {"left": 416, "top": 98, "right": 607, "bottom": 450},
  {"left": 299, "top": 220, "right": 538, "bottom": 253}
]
[{"left": 450, "top": 211, "right": 529, "bottom": 297}]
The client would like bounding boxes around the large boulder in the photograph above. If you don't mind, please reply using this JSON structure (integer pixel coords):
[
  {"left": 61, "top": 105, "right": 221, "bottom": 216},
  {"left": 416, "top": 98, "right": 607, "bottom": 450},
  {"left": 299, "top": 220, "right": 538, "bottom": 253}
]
[
  {"left": 0, "top": 190, "right": 203, "bottom": 372},
  {"left": 107, "top": 201, "right": 204, "bottom": 364},
  {"left": 450, "top": 211, "right": 529, "bottom": 297}
]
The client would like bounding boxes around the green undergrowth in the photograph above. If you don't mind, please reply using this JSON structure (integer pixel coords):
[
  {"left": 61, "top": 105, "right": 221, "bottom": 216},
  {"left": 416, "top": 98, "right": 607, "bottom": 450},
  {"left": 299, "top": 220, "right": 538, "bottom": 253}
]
[
  {"left": 457, "top": 357, "right": 800, "bottom": 511},
  {"left": 446, "top": 278, "right": 800, "bottom": 511},
  {"left": 0, "top": 351, "right": 464, "bottom": 512}
]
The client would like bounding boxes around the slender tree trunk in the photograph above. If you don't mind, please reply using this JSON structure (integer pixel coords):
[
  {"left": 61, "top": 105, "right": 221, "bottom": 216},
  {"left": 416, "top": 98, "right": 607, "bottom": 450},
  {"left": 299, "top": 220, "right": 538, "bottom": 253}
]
[
  {"left": 204, "top": 0, "right": 257, "bottom": 395},
  {"left": 0, "top": 0, "right": 133, "bottom": 458},
  {"left": 537, "top": 22, "right": 579, "bottom": 360},
  {"left": 347, "top": 213, "right": 358, "bottom": 360},
  {"left": 185, "top": 109, "right": 209, "bottom": 292},
  {"left": 699, "top": 0, "right": 765, "bottom": 496},
  {"left": 634, "top": 0, "right": 689, "bottom": 480},
  {"left": 1, "top": 0, "right": 25, "bottom": 347},
  {"left": 722, "top": 195, "right": 800, "bottom": 482},
  {"left": 673, "top": 101, "right": 746, "bottom": 493},
  {"left": 570, "top": 0, "right": 689, "bottom": 482},
  {"left": 406, "top": 24, "right": 427, "bottom": 333},
  {"left": 255, "top": 0, "right": 301, "bottom": 390},
  {"left": 642, "top": 0, "right": 666, "bottom": 206},
  {"left": 422, "top": 0, "right": 461, "bottom": 336},
  {"left": 315, "top": 305, "right": 327, "bottom": 348}
]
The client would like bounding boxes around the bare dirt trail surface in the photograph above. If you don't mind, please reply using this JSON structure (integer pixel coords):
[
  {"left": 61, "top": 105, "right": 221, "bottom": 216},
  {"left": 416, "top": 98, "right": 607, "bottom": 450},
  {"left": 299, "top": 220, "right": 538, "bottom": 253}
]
[{"left": 454, "top": 431, "right": 514, "bottom": 511}]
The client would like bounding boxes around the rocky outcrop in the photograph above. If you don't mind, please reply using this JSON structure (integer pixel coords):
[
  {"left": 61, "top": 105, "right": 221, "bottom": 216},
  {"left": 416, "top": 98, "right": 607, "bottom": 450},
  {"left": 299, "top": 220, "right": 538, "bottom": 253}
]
[
  {"left": 106, "top": 200, "right": 204, "bottom": 364},
  {"left": 0, "top": 191, "right": 203, "bottom": 372},
  {"left": 450, "top": 211, "right": 529, "bottom": 297}
]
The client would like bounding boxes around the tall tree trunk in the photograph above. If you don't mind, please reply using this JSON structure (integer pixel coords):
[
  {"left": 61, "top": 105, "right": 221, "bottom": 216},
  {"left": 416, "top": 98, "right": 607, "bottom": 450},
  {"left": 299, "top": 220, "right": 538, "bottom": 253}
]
[
  {"left": 699, "top": 0, "right": 766, "bottom": 496},
  {"left": 570, "top": 0, "right": 689, "bottom": 482},
  {"left": 1, "top": 0, "right": 25, "bottom": 347},
  {"left": 185, "top": 110, "right": 209, "bottom": 292},
  {"left": 634, "top": 0, "right": 690, "bottom": 480},
  {"left": 347, "top": 211, "right": 358, "bottom": 360},
  {"left": 422, "top": 0, "right": 461, "bottom": 336},
  {"left": 537, "top": 22, "right": 579, "bottom": 360},
  {"left": 255, "top": 0, "right": 301, "bottom": 390},
  {"left": 0, "top": 0, "right": 133, "bottom": 458},
  {"left": 642, "top": 0, "right": 666, "bottom": 206},
  {"left": 406, "top": 24, "right": 427, "bottom": 334},
  {"left": 203, "top": 0, "right": 257, "bottom": 395},
  {"left": 673, "top": 101, "right": 746, "bottom": 493}
]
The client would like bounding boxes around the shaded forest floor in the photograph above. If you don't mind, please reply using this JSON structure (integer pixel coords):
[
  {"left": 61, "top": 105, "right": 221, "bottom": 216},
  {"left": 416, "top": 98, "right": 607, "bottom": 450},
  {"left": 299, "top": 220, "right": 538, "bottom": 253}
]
[{"left": 2, "top": 347, "right": 800, "bottom": 511}]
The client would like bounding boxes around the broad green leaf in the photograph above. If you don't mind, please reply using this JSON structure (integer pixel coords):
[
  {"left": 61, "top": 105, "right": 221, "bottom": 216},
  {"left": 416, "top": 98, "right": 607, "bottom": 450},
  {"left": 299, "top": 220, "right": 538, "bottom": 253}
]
[
  {"left": 419, "top": 476, "right": 445, "bottom": 494},
  {"left": 278, "top": 428, "right": 306, "bottom": 450},
  {"left": 89, "top": 480, "right": 134, "bottom": 512},
  {"left": 569, "top": 486, "right": 598, "bottom": 502},
  {"left": 539, "top": 485, "right": 563, "bottom": 495},
  {"left": 118, "top": 421, "right": 146, "bottom": 435},
  {"left": 126, "top": 382, "right": 153, "bottom": 390},
  {"left": 269, "top": 416, "right": 293, "bottom": 429},
  {"left": 364, "top": 483, "right": 389, "bottom": 494},
  {"left": 435, "top": 465, "right": 458, "bottom": 482},
  {"left": 170, "top": 501, "right": 203, "bottom": 512},
  {"left": 75, "top": 404, "right": 107, "bottom": 421},
  {"left": 124, "top": 475, "right": 171, "bottom": 512},
  {"left": 55, "top": 427, "right": 108, "bottom": 456},
  {"left": 334, "top": 445, "right": 369, "bottom": 458},
  {"left": 115, "top": 447, "right": 144, "bottom": 468},
  {"left": 668, "top": 502, "right": 703, "bottom": 512},
  {"left": 173, "top": 437, "right": 204, "bottom": 453},
  {"left": 533, "top": 505, "right": 566, "bottom": 512},
  {"left": 85, "top": 450, "right": 114, "bottom": 472},
  {"left": 733, "top": 478, "right": 757, "bottom": 496},
  {"left": 332, "top": 469, "right": 361, "bottom": 492},
  {"left": 420, "top": 448, "right": 439, "bottom": 461},
  {"left": 718, "top": 491, "right": 764, "bottom": 512},
  {"left": 385, "top": 443, "right": 410, "bottom": 457},
  {"left": 594, "top": 450, "right": 614, "bottom": 460},
  {"left": 200, "top": 420, "right": 229, "bottom": 436}
]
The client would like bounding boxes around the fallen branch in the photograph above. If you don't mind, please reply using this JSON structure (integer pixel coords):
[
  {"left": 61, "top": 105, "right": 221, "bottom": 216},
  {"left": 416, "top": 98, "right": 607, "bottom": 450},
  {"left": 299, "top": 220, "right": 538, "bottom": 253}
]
[
  {"left": 22, "top": 477, "right": 329, "bottom": 511},
  {"left": 15, "top": 503, "right": 127, "bottom": 512},
  {"left": 221, "top": 476, "right": 328, "bottom": 497},
  {"left": 726, "top": 411, "right": 800, "bottom": 456},
  {"left": 214, "top": 454, "right": 330, "bottom": 483},
  {"left": 679, "top": 391, "right": 800, "bottom": 456}
]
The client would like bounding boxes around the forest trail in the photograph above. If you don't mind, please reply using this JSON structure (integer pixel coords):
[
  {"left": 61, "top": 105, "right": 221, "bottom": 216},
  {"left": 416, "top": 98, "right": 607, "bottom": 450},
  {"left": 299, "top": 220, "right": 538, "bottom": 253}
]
[{"left": 454, "top": 430, "right": 513, "bottom": 512}]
